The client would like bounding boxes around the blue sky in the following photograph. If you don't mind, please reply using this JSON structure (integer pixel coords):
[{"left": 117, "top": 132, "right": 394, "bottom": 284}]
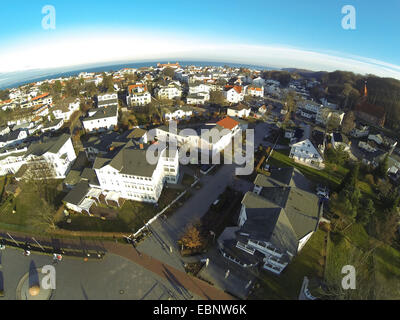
[{"left": 0, "top": 0, "right": 399, "bottom": 78}]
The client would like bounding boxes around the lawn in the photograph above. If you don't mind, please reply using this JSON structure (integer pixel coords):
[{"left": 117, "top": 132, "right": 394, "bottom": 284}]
[
  {"left": 59, "top": 187, "right": 186, "bottom": 233},
  {"left": 0, "top": 182, "right": 64, "bottom": 231},
  {"left": 267, "top": 149, "right": 348, "bottom": 189},
  {"left": 324, "top": 225, "right": 400, "bottom": 299},
  {"left": 249, "top": 229, "right": 326, "bottom": 300}
]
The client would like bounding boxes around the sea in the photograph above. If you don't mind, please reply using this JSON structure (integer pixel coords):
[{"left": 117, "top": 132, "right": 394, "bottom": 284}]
[{"left": 0, "top": 60, "right": 280, "bottom": 90}]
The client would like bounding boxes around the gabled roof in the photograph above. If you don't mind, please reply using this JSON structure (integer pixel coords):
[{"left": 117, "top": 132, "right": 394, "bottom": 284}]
[
  {"left": 63, "top": 181, "right": 90, "bottom": 206},
  {"left": 93, "top": 140, "right": 159, "bottom": 177},
  {"left": 83, "top": 105, "right": 118, "bottom": 122},
  {"left": 25, "top": 133, "right": 70, "bottom": 156},
  {"left": 241, "top": 168, "right": 320, "bottom": 253},
  {"left": 32, "top": 92, "right": 50, "bottom": 101},
  {"left": 216, "top": 117, "right": 239, "bottom": 131}
]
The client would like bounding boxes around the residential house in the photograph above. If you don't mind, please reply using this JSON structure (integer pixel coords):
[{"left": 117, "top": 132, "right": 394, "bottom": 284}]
[
  {"left": 53, "top": 98, "right": 80, "bottom": 121},
  {"left": 97, "top": 93, "right": 118, "bottom": 108},
  {"left": 41, "top": 119, "right": 64, "bottom": 133},
  {"left": 82, "top": 105, "right": 118, "bottom": 132},
  {"left": 163, "top": 106, "right": 193, "bottom": 121},
  {"left": 0, "top": 130, "right": 28, "bottom": 148},
  {"left": 289, "top": 139, "right": 324, "bottom": 168},
  {"left": 331, "top": 132, "right": 350, "bottom": 152},
  {"left": 245, "top": 85, "right": 264, "bottom": 97},
  {"left": 186, "top": 92, "right": 210, "bottom": 105},
  {"left": 297, "top": 100, "right": 324, "bottom": 121},
  {"left": 227, "top": 104, "right": 251, "bottom": 119},
  {"left": 223, "top": 85, "right": 244, "bottom": 103},
  {"left": 316, "top": 107, "right": 345, "bottom": 127},
  {"left": 126, "top": 83, "right": 151, "bottom": 106},
  {"left": 13, "top": 134, "right": 76, "bottom": 179},
  {"left": 350, "top": 124, "right": 369, "bottom": 138},
  {"left": 155, "top": 82, "right": 182, "bottom": 100},
  {"left": 90, "top": 140, "right": 179, "bottom": 204},
  {"left": 218, "top": 167, "right": 321, "bottom": 274}
]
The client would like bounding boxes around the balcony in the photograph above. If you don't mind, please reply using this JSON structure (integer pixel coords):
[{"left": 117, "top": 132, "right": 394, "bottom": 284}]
[
  {"left": 248, "top": 240, "right": 282, "bottom": 258},
  {"left": 236, "top": 241, "right": 255, "bottom": 255},
  {"left": 263, "top": 262, "right": 283, "bottom": 274}
]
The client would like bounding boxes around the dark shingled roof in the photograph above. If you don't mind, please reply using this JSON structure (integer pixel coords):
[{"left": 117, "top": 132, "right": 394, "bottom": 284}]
[
  {"left": 63, "top": 181, "right": 90, "bottom": 206},
  {"left": 93, "top": 140, "right": 160, "bottom": 177},
  {"left": 240, "top": 168, "right": 320, "bottom": 255},
  {"left": 83, "top": 105, "right": 118, "bottom": 122},
  {"left": 25, "top": 133, "right": 71, "bottom": 157}
]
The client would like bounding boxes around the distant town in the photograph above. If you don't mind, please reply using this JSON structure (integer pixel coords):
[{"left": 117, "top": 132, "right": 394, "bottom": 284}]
[{"left": 0, "top": 61, "right": 399, "bottom": 300}]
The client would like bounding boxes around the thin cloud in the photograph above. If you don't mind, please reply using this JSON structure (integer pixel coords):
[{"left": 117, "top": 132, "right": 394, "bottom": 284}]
[{"left": 0, "top": 30, "right": 399, "bottom": 80}]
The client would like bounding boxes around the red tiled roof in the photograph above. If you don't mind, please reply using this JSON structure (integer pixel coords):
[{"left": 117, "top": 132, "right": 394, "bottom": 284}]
[
  {"left": 224, "top": 85, "right": 242, "bottom": 94},
  {"left": 128, "top": 83, "right": 147, "bottom": 94},
  {"left": 216, "top": 116, "right": 239, "bottom": 130},
  {"left": 32, "top": 92, "right": 49, "bottom": 101}
]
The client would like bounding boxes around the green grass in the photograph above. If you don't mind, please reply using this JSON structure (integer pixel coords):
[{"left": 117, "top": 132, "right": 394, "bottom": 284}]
[
  {"left": 59, "top": 187, "right": 184, "bottom": 233},
  {"left": 250, "top": 229, "right": 326, "bottom": 300},
  {"left": 268, "top": 149, "right": 348, "bottom": 189}
]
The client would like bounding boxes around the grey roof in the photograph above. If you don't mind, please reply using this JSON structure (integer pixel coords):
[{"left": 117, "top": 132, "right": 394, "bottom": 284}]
[
  {"left": 42, "top": 118, "right": 63, "bottom": 129},
  {"left": 63, "top": 181, "right": 90, "bottom": 206},
  {"left": 0, "top": 130, "right": 24, "bottom": 143},
  {"left": 80, "top": 168, "right": 100, "bottom": 186},
  {"left": 64, "top": 169, "right": 82, "bottom": 186},
  {"left": 83, "top": 105, "right": 118, "bottom": 122},
  {"left": 127, "top": 128, "right": 147, "bottom": 139},
  {"left": 25, "top": 134, "right": 71, "bottom": 156},
  {"left": 240, "top": 168, "right": 320, "bottom": 254},
  {"left": 97, "top": 99, "right": 118, "bottom": 107},
  {"left": 93, "top": 140, "right": 159, "bottom": 177}
]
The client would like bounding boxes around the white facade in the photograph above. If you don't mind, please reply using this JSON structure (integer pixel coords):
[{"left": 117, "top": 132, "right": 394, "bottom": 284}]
[
  {"left": 53, "top": 99, "right": 80, "bottom": 121},
  {"left": 0, "top": 148, "right": 28, "bottom": 176},
  {"left": 82, "top": 106, "right": 118, "bottom": 132},
  {"left": 316, "top": 107, "right": 345, "bottom": 126},
  {"left": 3, "top": 135, "right": 76, "bottom": 179},
  {"left": 94, "top": 147, "right": 179, "bottom": 203},
  {"left": 189, "top": 83, "right": 211, "bottom": 94},
  {"left": 164, "top": 108, "right": 193, "bottom": 121},
  {"left": 245, "top": 86, "right": 264, "bottom": 97},
  {"left": 0, "top": 130, "right": 28, "bottom": 148},
  {"left": 290, "top": 139, "right": 324, "bottom": 167},
  {"left": 227, "top": 106, "right": 251, "bottom": 118},
  {"left": 127, "top": 83, "right": 151, "bottom": 106},
  {"left": 186, "top": 92, "right": 210, "bottom": 105},
  {"left": 97, "top": 93, "right": 118, "bottom": 107},
  {"left": 156, "top": 84, "right": 182, "bottom": 100},
  {"left": 223, "top": 87, "right": 244, "bottom": 103}
]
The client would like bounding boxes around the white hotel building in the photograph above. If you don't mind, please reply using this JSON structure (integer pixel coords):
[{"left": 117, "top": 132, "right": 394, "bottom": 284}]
[{"left": 92, "top": 140, "right": 179, "bottom": 203}]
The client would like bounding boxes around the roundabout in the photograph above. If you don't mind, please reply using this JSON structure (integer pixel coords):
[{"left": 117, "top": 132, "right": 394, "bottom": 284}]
[{"left": 16, "top": 267, "right": 54, "bottom": 300}]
